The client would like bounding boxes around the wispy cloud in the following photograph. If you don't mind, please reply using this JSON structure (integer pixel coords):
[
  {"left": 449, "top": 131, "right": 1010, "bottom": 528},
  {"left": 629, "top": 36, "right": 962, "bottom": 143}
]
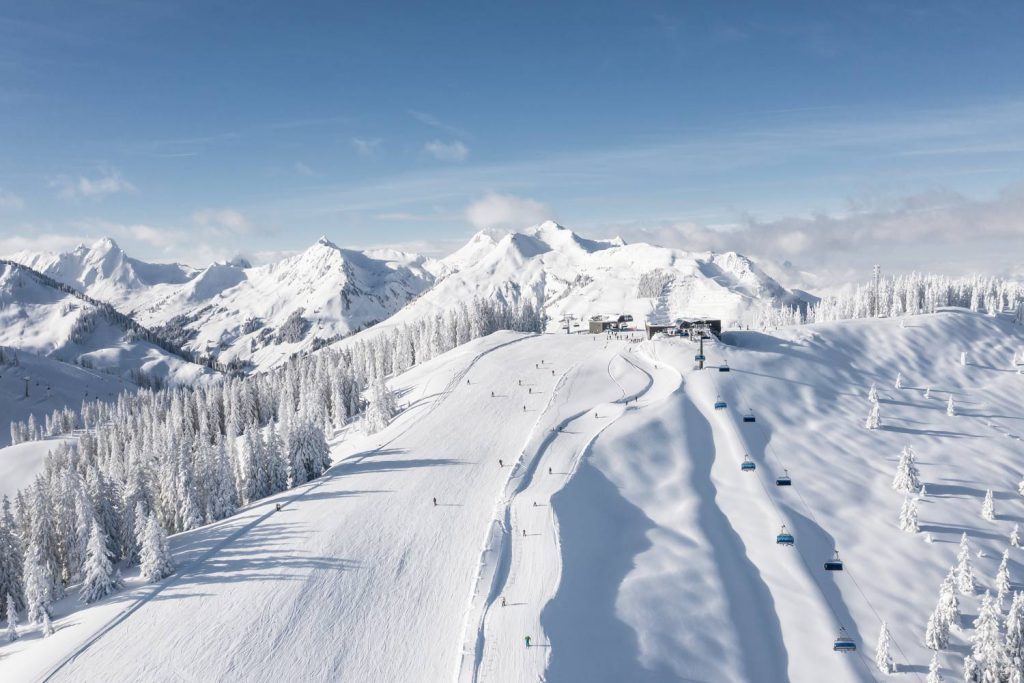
[
  {"left": 351, "top": 137, "right": 382, "bottom": 157},
  {"left": 193, "top": 208, "right": 252, "bottom": 235},
  {"left": 0, "top": 230, "right": 85, "bottom": 256},
  {"left": 465, "top": 192, "right": 550, "bottom": 230},
  {"left": 53, "top": 170, "right": 135, "bottom": 200},
  {"left": 294, "top": 161, "right": 315, "bottom": 176},
  {"left": 409, "top": 110, "right": 471, "bottom": 139},
  {"left": 0, "top": 189, "right": 24, "bottom": 209},
  {"left": 424, "top": 140, "right": 469, "bottom": 162}
]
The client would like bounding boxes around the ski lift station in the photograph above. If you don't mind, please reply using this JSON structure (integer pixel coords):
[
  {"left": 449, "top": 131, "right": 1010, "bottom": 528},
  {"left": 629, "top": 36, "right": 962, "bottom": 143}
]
[
  {"left": 588, "top": 313, "right": 634, "bottom": 333},
  {"left": 644, "top": 317, "right": 722, "bottom": 340}
]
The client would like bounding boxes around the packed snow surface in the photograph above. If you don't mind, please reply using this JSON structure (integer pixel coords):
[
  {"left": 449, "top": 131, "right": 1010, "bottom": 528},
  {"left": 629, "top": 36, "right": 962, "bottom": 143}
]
[{"left": 2, "top": 309, "right": 1022, "bottom": 682}]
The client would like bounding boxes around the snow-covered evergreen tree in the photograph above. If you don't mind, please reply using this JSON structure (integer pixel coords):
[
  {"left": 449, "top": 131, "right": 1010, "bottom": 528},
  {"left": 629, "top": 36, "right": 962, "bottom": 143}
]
[
  {"left": 899, "top": 496, "right": 920, "bottom": 533},
  {"left": 4, "top": 592, "right": 17, "bottom": 642},
  {"left": 965, "top": 591, "right": 1007, "bottom": 682},
  {"left": 1013, "top": 524, "right": 1022, "bottom": 549},
  {"left": 892, "top": 446, "right": 922, "bottom": 493},
  {"left": 868, "top": 383, "right": 879, "bottom": 404},
  {"left": 983, "top": 489, "right": 996, "bottom": 522},
  {"left": 876, "top": 621, "right": 896, "bottom": 673},
  {"left": 139, "top": 514, "right": 175, "bottom": 583},
  {"left": 956, "top": 534, "right": 977, "bottom": 595},
  {"left": 894, "top": 372, "right": 903, "bottom": 390},
  {"left": 866, "top": 402, "right": 881, "bottom": 430},
  {"left": 0, "top": 496, "right": 23, "bottom": 619},
  {"left": 41, "top": 610, "right": 53, "bottom": 637},
  {"left": 947, "top": 396, "right": 956, "bottom": 417},
  {"left": 1006, "top": 591, "right": 1024, "bottom": 671},
  {"left": 997, "top": 550, "right": 1012, "bottom": 607},
  {"left": 924, "top": 386, "right": 931, "bottom": 399},
  {"left": 79, "top": 518, "right": 121, "bottom": 603},
  {"left": 926, "top": 607, "right": 949, "bottom": 651}
]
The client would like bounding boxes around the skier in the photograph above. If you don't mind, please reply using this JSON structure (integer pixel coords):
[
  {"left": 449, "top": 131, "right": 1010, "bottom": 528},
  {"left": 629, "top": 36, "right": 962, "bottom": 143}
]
[
  {"left": 523, "top": 529, "right": 526, "bottom": 537},
  {"left": 491, "top": 391, "right": 494, "bottom": 398},
  {"left": 533, "top": 501, "right": 537, "bottom": 507},
  {"left": 523, "top": 405, "right": 526, "bottom": 412},
  {"left": 525, "top": 635, "right": 531, "bottom": 647},
  {"left": 551, "top": 370, "right": 555, "bottom": 376},
  {"left": 433, "top": 497, "right": 437, "bottom": 506},
  {"left": 502, "top": 597, "right": 507, "bottom": 607},
  {"left": 275, "top": 503, "right": 282, "bottom": 512},
  {"left": 529, "top": 387, "right": 532, "bottom": 394},
  {"left": 548, "top": 467, "right": 552, "bottom": 475},
  {"left": 499, "top": 459, "right": 504, "bottom": 467},
  {"left": 518, "top": 379, "right": 522, "bottom": 386}
]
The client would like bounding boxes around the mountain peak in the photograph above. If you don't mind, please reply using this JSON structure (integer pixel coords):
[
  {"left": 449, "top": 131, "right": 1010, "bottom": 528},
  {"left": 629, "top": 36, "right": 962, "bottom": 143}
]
[
  {"left": 90, "top": 236, "right": 121, "bottom": 253},
  {"left": 315, "top": 235, "right": 338, "bottom": 249}
]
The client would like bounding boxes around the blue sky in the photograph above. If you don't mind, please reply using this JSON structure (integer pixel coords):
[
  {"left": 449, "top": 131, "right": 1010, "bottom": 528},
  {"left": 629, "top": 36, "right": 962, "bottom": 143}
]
[{"left": 1, "top": 1, "right": 1022, "bottom": 282}]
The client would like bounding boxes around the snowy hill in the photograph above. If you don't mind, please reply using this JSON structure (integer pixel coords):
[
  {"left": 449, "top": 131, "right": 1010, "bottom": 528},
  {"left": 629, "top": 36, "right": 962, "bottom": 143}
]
[
  {"left": 3, "top": 309, "right": 1021, "bottom": 681},
  {"left": 388, "top": 221, "right": 805, "bottom": 334},
  {"left": 0, "top": 261, "right": 214, "bottom": 441},
  {"left": 11, "top": 238, "right": 440, "bottom": 372}
]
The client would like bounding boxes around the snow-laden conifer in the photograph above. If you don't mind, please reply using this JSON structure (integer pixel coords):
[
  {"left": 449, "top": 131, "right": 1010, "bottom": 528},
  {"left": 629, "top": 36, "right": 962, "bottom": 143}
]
[
  {"left": 4, "top": 593, "right": 17, "bottom": 642},
  {"left": 947, "top": 396, "right": 956, "bottom": 416},
  {"left": 956, "top": 534, "right": 976, "bottom": 595},
  {"left": 894, "top": 372, "right": 903, "bottom": 389},
  {"left": 1013, "top": 524, "right": 1022, "bottom": 548},
  {"left": 892, "top": 446, "right": 921, "bottom": 493},
  {"left": 983, "top": 489, "right": 996, "bottom": 522},
  {"left": 80, "top": 518, "right": 121, "bottom": 603},
  {"left": 139, "top": 514, "right": 175, "bottom": 583},
  {"left": 868, "top": 383, "right": 879, "bottom": 404},
  {"left": 926, "top": 652, "right": 943, "bottom": 683},
  {"left": 899, "top": 497, "right": 920, "bottom": 533},
  {"left": 876, "top": 621, "right": 896, "bottom": 673},
  {"left": 965, "top": 591, "right": 1007, "bottom": 681},
  {"left": 865, "top": 402, "right": 881, "bottom": 430},
  {"left": 997, "top": 550, "right": 1012, "bottom": 607},
  {"left": 1005, "top": 591, "right": 1024, "bottom": 670}
]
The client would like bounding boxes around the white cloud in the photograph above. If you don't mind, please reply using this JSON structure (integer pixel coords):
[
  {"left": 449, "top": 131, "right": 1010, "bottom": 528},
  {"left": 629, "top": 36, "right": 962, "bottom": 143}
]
[
  {"left": 0, "top": 231, "right": 85, "bottom": 257},
  {"left": 193, "top": 208, "right": 252, "bottom": 235},
  {"left": 351, "top": 137, "right": 382, "bottom": 157},
  {"left": 465, "top": 192, "right": 551, "bottom": 230},
  {"left": 0, "top": 189, "right": 24, "bottom": 210},
  {"left": 424, "top": 140, "right": 469, "bottom": 162},
  {"left": 53, "top": 170, "right": 135, "bottom": 200}
]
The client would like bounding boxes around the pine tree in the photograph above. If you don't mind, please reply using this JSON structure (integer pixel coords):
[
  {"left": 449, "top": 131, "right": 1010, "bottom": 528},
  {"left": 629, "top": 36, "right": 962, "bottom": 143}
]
[
  {"left": 1005, "top": 592, "right": 1024, "bottom": 671},
  {"left": 956, "top": 534, "right": 976, "bottom": 595},
  {"left": 865, "top": 402, "right": 881, "bottom": 430},
  {"left": 868, "top": 383, "right": 879, "bottom": 404},
  {"left": 894, "top": 372, "right": 903, "bottom": 389},
  {"left": 999, "top": 548, "right": 1015, "bottom": 610},
  {"left": 924, "top": 386, "right": 931, "bottom": 399},
  {"left": 966, "top": 591, "right": 1007, "bottom": 681},
  {"left": 926, "top": 652, "right": 943, "bottom": 683},
  {"left": 982, "top": 489, "right": 997, "bottom": 522},
  {"left": 899, "top": 496, "right": 920, "bottom": 533},
  {"left": 41, "top": 610, "right": 53, "bottom": 637},
  {"left": 876, "top": 621, "right": 896, "bottom": 673},
  {"left": 1018, "top": 475, "right": 1024, "bottom": 497},
  {"left": 1012, "top": 524, "right": 1022, "bottom": 548},
  {"left": 0, "top": 496, "right": 24, "bottom": 618},
  {"left": 139, "top": 514, "right": 175, "bottom": 583},
  {"left": 79, "top": 519, "right": 122, "bottom": 603},
  {"left": 947, "top": 396, "right": 956, "bottom": 417},
  {"left": 4, "top": 593, "right": 17, "bottom": 642},
  {"left": 926, "top": 607, "right": 949, "bottom": 650},
  {"left": 23, "top": 544, "right": 53, "bottom": 624},
  {"left": 892, "top": 446, "right": 922, "bottom": 493}
]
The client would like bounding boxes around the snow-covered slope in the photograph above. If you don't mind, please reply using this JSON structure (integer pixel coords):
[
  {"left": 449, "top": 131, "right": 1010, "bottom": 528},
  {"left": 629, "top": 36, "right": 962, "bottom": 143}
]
[
  {"left": 5, "top": 309, "right": 1019, "bottom": 682},
  {"left": 0, "top": 261, "right": 214, "bottom": 442},
  {"left": 387, "top": 221, "right": 803, "bottom": 334},
  {"left": 11, "top": 238, "right": 440, "bottom": 372}
]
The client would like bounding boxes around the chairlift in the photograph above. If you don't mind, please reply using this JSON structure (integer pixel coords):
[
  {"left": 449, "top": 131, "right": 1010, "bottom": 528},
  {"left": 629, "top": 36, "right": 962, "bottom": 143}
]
[
  {"left": 719, "top": 361, "right": 730, "bottom": 372},
  {"left": 775, "top": 469, "right": 791, "bottom": 486},
  {"left": 776, "top": 524, "right": 794, "bottom": 546},
  {"left": 742, "top": 411, "right": 756, "bottom": 423},
  {"left": 833, "top": 627, "right": 856, "bottom": 652},
  {"left": 824, "top": 550, "right": 844, "bottom": 571},
  {"left": 740, "top": 454, "right": 756, "bottom": 472},
  {"left": 714, "top": 396, "right": 727, "bottom": 410},
  {"left": 695, "top": 354, "right": 706, "bottom": 362}
]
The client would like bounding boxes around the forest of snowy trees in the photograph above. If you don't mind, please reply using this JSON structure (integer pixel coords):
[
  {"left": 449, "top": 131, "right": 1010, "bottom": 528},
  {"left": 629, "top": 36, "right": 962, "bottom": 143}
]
[
  {"left": 753, "top": 273, "right": 1024, "bottom": 329},
  {"left": 0, "top": 297, "right": 543, "bottom": 628}
]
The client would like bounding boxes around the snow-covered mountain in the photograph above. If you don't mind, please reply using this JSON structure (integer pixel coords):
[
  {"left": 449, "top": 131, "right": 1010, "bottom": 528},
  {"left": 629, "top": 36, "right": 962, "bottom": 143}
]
[
  {"left": 9, "top": 223, "right": 806, "bottom": 372},
  {"left": 12, "top": 237, "right": 440, "bottom": 372},
  {"left": 389, "top": 221, "right": 805, "bottom": 332}
]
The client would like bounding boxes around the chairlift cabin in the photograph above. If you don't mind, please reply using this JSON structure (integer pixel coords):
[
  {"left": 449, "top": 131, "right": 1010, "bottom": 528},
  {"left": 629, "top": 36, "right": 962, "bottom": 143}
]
[
  {"left": 742, "top": 411, "right": 756, "bottom": 423},
  {"left": 719, "top": 361, "right": 730, "bottom": 372},
  {"left": 776, "top": 524, "right": 795, "bottom": 546},
  {"left": 824, "top": 550, "right": 844, "bottom": 571},
  {"left": 833, "top": 628, "right": 857, "bottom": 652},
  {"left": 775, "top": 469, "right": 791, "bottom": 486},
  {"left": 695, "top": 354, "right": 706, "bottom": 362},
  {"left": 740, "top": 455, "right": 756, "bottom": 472},
  {"left": 714, "top": 396, "right": 727, "bottom": 410}
]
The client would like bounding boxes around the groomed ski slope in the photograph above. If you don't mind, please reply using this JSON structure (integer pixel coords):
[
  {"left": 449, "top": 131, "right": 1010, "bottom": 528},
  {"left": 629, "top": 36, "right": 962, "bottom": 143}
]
[{"left": 3, "top": 309, "right": 1022, "bottom": 682}]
